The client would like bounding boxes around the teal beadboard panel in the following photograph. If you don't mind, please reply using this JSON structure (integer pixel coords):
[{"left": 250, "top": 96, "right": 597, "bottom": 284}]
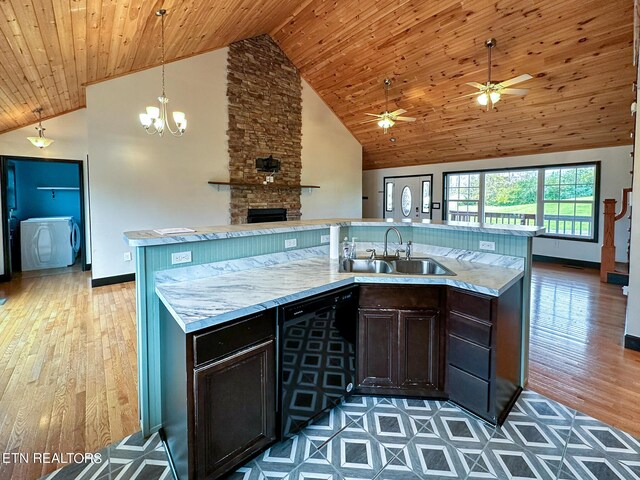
[
  {"left": 341, "top": 226, "right": 414, "bottom": 243},
  {"left": 136, "top": 228, "right": 329, "bottom": 435},
  {"left": 343, "top": 225, "right": 528, "bottom": 258}
]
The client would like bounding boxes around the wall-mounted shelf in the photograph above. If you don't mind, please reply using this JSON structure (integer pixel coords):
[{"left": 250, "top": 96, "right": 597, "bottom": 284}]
[
  {"left": 208, "top": 181, "right": 320, "bottom": 189},
  {"left": 37, "top": 186, "right": 80, "bottom": 199}
]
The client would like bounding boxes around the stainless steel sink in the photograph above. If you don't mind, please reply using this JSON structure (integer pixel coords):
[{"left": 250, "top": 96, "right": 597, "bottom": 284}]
[
  {"left": 340, "top": 257, "right": 455, "bottom": 276},
  {"left": 341, "top": 258, "right": 393, "bottom": 273},
  {"left": 391, "top": 258, "right": 456, "bottom": 276}
]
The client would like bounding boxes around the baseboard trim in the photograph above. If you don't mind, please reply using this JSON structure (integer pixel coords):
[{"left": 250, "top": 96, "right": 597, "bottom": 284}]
[
  {"left": 624, "top": 334, "right": 640, "bottom": 352},
  {"left": 91, "top": 273, "right": 135, "bottom": 288},
  {"left": 532, "top": 255, "right": 600, "bottom": 270}
]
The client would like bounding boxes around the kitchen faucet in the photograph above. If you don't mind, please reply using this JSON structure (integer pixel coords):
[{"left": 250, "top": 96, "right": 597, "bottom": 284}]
[{"left": 383, "top": 227, "right": 403, "bottom": 258}]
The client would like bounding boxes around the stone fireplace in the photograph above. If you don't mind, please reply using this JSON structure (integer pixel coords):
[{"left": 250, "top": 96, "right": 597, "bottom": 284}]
[{"left": 227, "top": 35, "right": 302, "bottom": 224}]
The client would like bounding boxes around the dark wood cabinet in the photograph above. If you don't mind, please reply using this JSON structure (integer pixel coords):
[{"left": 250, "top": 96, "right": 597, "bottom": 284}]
[
  {"left": 398, "top": 310, "right": 441, "bottom": 393},
  {"left": 160, "top": 306, "right": 277, "bottom": 480},
  {"left": 445, "top": 281, "right": 523, "bottom": 424},
  {"left": 356, "top": 285, "right": 445, "bottom": 397},
  {"left": 357, "top": 309, "right": 398, "bottom": 388},
  {"left": 194, "top": 339, "right": 275, "bottom": 479},
  {"left": 159, "top": 278, "right": 525, "bottom": 480}
]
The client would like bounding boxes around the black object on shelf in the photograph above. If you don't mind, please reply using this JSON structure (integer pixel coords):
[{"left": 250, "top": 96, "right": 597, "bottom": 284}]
[{"left": 256, "top": 155, "right": 281, "bottom": 173}]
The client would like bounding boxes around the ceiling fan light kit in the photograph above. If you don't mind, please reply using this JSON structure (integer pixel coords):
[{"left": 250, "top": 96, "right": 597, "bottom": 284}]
[
  {"left": 27, "top": 108, "right": 54, "bottom": 149},
  {"left": 138, "top": 9, "right": 188, "bottom": 137},
  {"left": 465, "top": 38, "right": 532, "bottom": 110},
  {"left": 363, "top": 78, "right": 416, "bottom": 133}
]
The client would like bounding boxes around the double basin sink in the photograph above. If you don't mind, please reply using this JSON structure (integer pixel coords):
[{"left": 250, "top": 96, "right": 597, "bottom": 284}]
[{"left": 340, "top": 257, "right": 455, "bottom": 276}]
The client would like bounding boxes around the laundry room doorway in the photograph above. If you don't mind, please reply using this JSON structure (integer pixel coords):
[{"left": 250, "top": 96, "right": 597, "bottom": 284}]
[{"left": 0, "top": 156, "right": 88, "bottom": 280}]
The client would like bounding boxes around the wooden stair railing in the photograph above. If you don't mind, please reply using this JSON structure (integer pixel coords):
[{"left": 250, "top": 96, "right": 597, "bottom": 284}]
[{"left": 601, "top": 188, "right": 632, "bottom": 282}]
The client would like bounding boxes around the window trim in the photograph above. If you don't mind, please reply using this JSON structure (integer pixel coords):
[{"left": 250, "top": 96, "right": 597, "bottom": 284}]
[{"left": 442, "top": 161, "right": 601, "bottom": 243}]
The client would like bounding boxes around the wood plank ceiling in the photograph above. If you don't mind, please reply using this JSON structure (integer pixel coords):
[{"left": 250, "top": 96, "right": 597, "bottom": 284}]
[{"left": 0, "top": 0, "right": 634, "bottom": 170}]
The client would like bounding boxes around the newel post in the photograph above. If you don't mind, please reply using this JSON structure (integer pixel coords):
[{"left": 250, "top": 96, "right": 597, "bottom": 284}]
[{"left": 601, "top": 199, "right": 617, "bottom": 282}]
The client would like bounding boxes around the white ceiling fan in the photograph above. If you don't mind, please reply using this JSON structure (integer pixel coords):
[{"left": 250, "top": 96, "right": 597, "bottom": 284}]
[
  {"left": 466, "top": 38, "right": 532, "bottom": 109},
  {"left": 363, "top": 78, "right": 416, "bottom": 133}
]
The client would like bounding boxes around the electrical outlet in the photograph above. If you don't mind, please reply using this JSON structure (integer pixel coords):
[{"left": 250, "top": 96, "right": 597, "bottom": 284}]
[
  {"left": 285, "top": 238, "right": 297, "bottom": 249},
  {"left": 479, "top": 241, "right": 495, "bottom": 251},
  {"left": 320, "top": 234, "right": 330, "bottom": 244},
  {"left": 123, "top": 252, "right": 132, "bottom": 262},
  {"left": 171, "top": 251, "right": 192, "bottom": 265}
]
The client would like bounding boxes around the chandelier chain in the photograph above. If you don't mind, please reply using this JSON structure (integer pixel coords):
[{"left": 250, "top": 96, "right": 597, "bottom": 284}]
[{"left": 160, "top": 10, "right": 166, "bottom": 98}]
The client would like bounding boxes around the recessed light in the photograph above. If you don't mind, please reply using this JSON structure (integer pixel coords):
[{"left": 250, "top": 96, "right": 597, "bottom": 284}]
[{"left": 390, "top": 137, "right": 396, "bottom": 142}]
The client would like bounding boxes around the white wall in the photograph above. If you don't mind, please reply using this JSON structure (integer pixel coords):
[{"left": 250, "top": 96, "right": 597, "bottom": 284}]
[
  {"left": 86, "top": 49, "right": 363, "bottom": 280},
  {"left": 625, "top": 74, "right": 640, "bottom": 339},
  {"left": 363, "top": 146, "right": 633, "bottom": 263},
  {"left": 301, "top": 80, "right": 362, "bottom": 219},
  {"left": 87, "top": 49, "right": 230, "bottom": 280},
  {"left": 0, "top": 109, "right": 90, "bottom": 271}
]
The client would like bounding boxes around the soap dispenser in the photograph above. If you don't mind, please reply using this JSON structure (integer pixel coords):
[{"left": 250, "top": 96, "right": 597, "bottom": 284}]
[{"left": 341, "top": 237, "right": 351, "bottom": 259}]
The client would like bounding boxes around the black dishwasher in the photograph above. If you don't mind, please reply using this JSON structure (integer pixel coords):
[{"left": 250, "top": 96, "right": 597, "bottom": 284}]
[{"left": 278, "top": 286, "right": 358, "bottom": 439}]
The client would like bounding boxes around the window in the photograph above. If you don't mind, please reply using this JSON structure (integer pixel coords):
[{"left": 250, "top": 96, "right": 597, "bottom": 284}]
[
  {"left": 542, "top": 166, "right": 596, "bottom": 238},
  {"left": 401, "top": 186, "right": 412, "bottom": 216},
  {"left": 422, "top": 180, "right": 431, "bottom": 214},
  {"left": 446, "top": 173, "right": 480, "bottom": 222},
  {"left": 444, "top": 163, "right": 599, "bottom": 241},
  {"left": 385, "top": 182, "right": 394, "bottom": 212},
  {"left": 484, "top": 170, "right": 537, "bottom": 226}
]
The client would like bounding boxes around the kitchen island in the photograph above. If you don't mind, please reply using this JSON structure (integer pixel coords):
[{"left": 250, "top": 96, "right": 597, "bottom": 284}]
[{"left": 124, "top": 219, "right": 544, "bottom": 450}]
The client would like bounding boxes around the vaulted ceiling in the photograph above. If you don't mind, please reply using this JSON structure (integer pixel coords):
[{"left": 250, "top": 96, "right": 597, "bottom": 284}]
[{"left": 0, "top": 0, "right": 634, "bottom": 170}]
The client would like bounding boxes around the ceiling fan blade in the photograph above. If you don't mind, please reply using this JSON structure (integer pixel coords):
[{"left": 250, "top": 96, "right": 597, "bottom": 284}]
[
  {"left": 459, "top": 92, "right": 481, "bottom": 98},
  {"left": 501, "top": 88, "right": 529, "bottom": 96},
  {"left": 364, "top": 113, "right": 382, "bottom": 118},
  {"left": 389, "top": 108, "right": 407, "bottom": 116},
  {"left": 359, "top": 118, "right": 382, "bottom": 124},
  {"left": 499, "top": 74, "right": 533, "bottom": 88},
  {"left": 395, "top": 116, "right": 416, "bottom": 122},
  {"left": 465, "top": 82, "right": 485, "bottom": 89}
]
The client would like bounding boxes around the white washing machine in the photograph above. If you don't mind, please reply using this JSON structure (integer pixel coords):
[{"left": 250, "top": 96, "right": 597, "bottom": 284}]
[{"left": 20, "top": 217, "right": 81, "bottom": 271}]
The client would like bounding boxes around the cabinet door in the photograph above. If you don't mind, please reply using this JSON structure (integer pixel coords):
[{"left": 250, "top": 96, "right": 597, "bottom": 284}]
[
  {"left": 357, "top": 309, "right": 398, "bottom": 388},
  {"left": 194, "top": 339, "right": 276, "bottom": 479},
  {"left": 398, "top": 310, "right": 442, "bottom": 392}
]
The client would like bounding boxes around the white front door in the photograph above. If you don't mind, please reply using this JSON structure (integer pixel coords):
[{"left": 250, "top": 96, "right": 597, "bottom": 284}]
[{"left": 384, "top": 175, "right": 432, "bottom": 220}]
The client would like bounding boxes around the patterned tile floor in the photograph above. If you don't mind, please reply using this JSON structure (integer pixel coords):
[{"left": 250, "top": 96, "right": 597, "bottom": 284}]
[
  {"left": 41, "top": 431, "right": 170, "bottom": 480},
  {"left": 43, "top": 390, "right": 640, "bottom": 480}
]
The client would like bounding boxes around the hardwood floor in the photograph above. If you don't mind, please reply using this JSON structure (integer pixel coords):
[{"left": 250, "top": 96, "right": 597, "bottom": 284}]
[
  {"left": 528, "top": 262, "right": 640, "bottom": 436},
  {"left": 0, "top": 261, "right": 637, "bottom": 478},
  {"left": 0, "top": 269, "right": 138, "bottom": 479}
]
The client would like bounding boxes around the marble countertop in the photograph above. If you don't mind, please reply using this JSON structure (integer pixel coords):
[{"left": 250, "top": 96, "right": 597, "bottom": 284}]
[
  {"left": 125, "top": 218, "right": 545, "bottom": 247},
  {"left": 156, "top": 252, "right": 524, "bottom": 333}
]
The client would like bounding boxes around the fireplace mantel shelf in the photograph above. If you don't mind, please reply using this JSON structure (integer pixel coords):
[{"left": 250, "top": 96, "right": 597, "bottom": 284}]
[{"left": 208, "top": 181, "right": 320, "bottom": 189}]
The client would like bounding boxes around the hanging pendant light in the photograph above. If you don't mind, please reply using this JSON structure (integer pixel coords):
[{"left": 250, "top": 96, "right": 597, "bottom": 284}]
[
  {"left": 27, "top": 108, "right": 54, "bottom": 149},
  {"left": 138, "top": 9, "right": 187, "bottom": 137}
]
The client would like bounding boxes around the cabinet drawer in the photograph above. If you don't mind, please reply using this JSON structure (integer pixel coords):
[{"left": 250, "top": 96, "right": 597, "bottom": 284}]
[
  {"left": 448, "top": 334, "right": 491, "bottom": 379},
  {"left": 359, "top": 285, "right": 441, "bottom": 310},
  {"left": 449, "top": 289, "right": 492, "bottom": 322},
  {"left": 449, "top": 312, "right": 492, "bottom": 347},
  {"left": 194, "top": 311, "right": 275, "bottom": 366},
  {"left": 447, "top": 365, "right": 490, "bottom": 414}
]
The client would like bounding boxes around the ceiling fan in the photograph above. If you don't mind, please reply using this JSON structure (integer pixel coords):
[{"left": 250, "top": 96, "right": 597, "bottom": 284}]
[
  {"left": 363, "top": 78, "right": 416, "bottom": 133},
  {"left": 466, "top": 38, "right": 532, "bottom": 110}
]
